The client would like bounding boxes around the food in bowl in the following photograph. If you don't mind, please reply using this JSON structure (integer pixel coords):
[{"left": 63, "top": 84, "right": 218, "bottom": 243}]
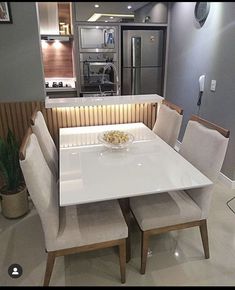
[
  {"left": 98, "top": 130, "right": 134, "bottom": 149},
  {"left": 103, "top": 130, "right": 130, "bottom": 145}
]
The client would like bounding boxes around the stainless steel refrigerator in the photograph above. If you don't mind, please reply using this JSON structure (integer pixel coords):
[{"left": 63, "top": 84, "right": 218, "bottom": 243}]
[{"left": 122, "top": 28, "right": 164, "bottom": 95}]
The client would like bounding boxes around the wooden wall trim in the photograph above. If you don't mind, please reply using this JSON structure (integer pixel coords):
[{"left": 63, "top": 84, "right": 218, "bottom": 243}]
[{"left": 0, "top": 101, "right": 158, "bottom": 147}]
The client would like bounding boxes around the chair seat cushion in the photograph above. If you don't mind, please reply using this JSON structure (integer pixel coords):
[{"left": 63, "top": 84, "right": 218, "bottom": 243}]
[
  {"left": 48, "top": 200, "right": 128, "bottom": 252},
  {"left": 130, "top": 190, "right": 202, "bottom": 231}
]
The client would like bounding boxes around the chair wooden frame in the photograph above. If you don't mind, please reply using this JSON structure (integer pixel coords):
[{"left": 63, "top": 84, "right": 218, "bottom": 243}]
[
  {"left": 162, "top": 99, "right": 183, "bottom": 115},
  {"left": 30, "top": 105, "right": 40, "bottom": 126},
  {"left": 190, "top": 114, "right": 230, "bottom": 138},
  {"left": 131, "top": 115, "right": 229, "bottom": 275},
  {"left": 19, "top": 129, "right": 129, "bottom": 286}
]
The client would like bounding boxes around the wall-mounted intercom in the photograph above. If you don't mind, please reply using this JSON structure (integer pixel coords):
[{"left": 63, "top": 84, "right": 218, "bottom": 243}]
[{"left": 197, "top": 74, "right": 205, "bottom": 106}]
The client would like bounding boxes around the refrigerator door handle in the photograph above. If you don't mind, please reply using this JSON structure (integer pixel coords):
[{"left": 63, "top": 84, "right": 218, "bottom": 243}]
[
  {"left": 131, "top": 68, "right": 141, "bottom": 95},
  {"left": 131, "top": 37, "right": 141, "bottom": 67},
  {"left": 131, "top": 37, "right": 141, "bottom": 95}
]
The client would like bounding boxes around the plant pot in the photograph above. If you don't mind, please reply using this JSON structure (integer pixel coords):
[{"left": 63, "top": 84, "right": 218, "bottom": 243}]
[{"left": 0, "top": 185, "right": 29, "bottom": 219}]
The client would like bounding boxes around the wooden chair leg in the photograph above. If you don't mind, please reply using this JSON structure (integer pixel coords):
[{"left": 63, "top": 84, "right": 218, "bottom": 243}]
[
  {"left": 199, "top": 219, "right": 210, "bottom": 259},
  {"left": 118, "top": 239, "right": 126, "bottom": 284},
  {"left": 119, "top": 198, "right": 131, "bottom": 262},
  {"left": 140, "top": 231, "right": 149, "bottom": 275},
  {"left": 43, "top": 251, "right": 56, "bottom": 286},
  {"left": 126, "top": 235, "right": 131, "bottom": 263}
]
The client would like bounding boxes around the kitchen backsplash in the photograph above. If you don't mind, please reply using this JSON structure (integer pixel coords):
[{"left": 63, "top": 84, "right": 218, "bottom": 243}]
[{"left": 41, "top": 41, "right": 74, "bottom": 78}]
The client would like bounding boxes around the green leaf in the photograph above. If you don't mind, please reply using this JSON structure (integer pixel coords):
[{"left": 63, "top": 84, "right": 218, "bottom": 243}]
[{"left": 0, "top": 128, "right": 23, "bottom": 193}]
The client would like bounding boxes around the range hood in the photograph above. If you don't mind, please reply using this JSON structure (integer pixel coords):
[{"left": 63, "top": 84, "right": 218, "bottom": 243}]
[{"left": 41, "top": 35, "right": 71, "bottom": 41}]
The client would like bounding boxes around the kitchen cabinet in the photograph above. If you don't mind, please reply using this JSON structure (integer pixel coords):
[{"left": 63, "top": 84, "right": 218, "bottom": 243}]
[
  {"left": 37, "top": 2, "right": 76, "bottom": 97},
  {"left": 46, "top": 89, "right": 76, "bottom": 99}
]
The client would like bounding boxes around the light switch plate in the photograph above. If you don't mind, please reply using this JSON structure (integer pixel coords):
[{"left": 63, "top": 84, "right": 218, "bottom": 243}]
[{"left": 211, "top": 80, "right": 216, "bottom": 91}]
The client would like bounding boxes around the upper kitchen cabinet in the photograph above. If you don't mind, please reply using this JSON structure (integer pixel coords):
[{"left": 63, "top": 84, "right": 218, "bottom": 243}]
[
  {"left": 38, "top": 2, "right": 73, "bottom": 36},
  {"left": 37, "top": 2, "right": 76, "bottom": 95},
  {"left": 73, "top": 2, "right": 168, "bottom": 24}
]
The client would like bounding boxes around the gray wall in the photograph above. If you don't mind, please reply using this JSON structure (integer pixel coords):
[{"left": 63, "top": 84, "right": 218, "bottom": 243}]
[
  {"left": 0, "top": 2, "right": 45, "bottom": 102},
  {"left": 134, "top": 2, "right": 168, "bottom": 23},
  {"left": 166, "top": 2, "right": 235, "bottom": 179}
]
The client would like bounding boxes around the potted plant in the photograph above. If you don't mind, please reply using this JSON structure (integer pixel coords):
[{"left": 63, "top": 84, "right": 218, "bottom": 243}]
[{"left": 0, "top": 129, "right": 29, "bottom": 218}]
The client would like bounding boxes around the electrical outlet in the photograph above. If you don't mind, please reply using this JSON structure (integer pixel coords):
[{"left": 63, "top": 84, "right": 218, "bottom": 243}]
[{"left": 210, "top": 80, "right": 216, "bottom": 91}]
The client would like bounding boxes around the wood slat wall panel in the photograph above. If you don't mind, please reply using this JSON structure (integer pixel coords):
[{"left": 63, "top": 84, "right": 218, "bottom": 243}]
[
  {"left": 93, "top": 106, "right": 98, "bottom": 126},
  {"left": 10, "top": 103, "right": 19, "bottom": 142},
  {"left": 0, "top": 101, "right": 157, "bottom": 146},
  {"left": 70, "top": 107, "right": 76, "bottom": 127},
  {"left": 106, "top": 105, "right": 111, "bottom": 124},
  {"left": 111, "top": 105, "right": 115, "bottom": 124},
  {"left": 102, "top": 106, "right": 107, "bottom": 125},
  {"left": 119, "top": 105, "right": 124, "bottom": 124},
  {"left": 115, "top": 105, "right": 120, "bottom": 124},
  {"left": 98, "top": 106, "right": 102, "bottom": 125},
  {"left": 84, "top": 106, "right": 90, "bottom": 126}
]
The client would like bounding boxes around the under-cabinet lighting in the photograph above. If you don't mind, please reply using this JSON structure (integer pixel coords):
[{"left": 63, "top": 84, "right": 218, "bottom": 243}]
[
  {"left": 41, "top": 39, "right": 48, "bottom": 48},
  {"left": 53, "top": 40, "right": 62, "bottom": 48}
]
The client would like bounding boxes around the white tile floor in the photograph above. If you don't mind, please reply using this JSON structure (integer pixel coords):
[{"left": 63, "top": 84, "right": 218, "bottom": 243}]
[{"left": 1, "top": 180, "right": 235, "bottom": 286}]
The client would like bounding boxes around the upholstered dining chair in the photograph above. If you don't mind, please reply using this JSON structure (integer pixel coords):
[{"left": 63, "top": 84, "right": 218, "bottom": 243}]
[
  {"left": 130, "top": 114, "right": 229, "bottom": 274},
  {"left": 30, "top": 109, "right": 58, "bottom": 178},
  {"left": 152, "top": 99, "right": 183, "bottom": 148},
  {"left": 19, "top": 129, "right": 128, "bottom": 286}
]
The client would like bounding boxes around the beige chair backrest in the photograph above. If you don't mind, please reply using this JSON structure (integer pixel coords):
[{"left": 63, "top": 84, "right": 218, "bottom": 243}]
[
  {"left": 152, "top": 99, "right": 183, "bottom": 148},
  {"left": 19, "top": 130, "right": 59, "bottom": 251},
  {"left": 179, "top": 115, "right": 229, "bottom": 218},
  {"left": 30, "top": 110, "right": 58, "bottom": 178}
]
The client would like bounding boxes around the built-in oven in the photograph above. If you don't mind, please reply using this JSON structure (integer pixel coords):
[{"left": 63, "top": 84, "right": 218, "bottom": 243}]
[
  {"left": 76, "top": 25, "right": 119, "bottom": 97},
  {"left": 79, "top": 52, "right": 118, "bottom": 97}
]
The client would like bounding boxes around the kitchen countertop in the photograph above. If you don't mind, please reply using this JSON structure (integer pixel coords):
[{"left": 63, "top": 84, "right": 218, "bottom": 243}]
[
  {"left": 46, "top": 87, "right": 76, "bottom": 92},
  {"left": 45, "top": 94, "right": 164, "bottom": 108}
]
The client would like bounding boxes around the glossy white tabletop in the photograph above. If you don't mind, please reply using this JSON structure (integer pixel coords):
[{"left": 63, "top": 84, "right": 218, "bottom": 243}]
[{"left": 59, "top": 123, "right": 212, "bottom": 206}]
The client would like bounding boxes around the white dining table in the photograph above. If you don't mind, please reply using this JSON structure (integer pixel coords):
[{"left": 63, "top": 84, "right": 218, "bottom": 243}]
[{"left": 59, "top": 122, "right": 213, "bottom": 207}]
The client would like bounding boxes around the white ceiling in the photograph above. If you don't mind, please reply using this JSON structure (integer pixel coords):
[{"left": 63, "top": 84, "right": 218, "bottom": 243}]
[{"left": 75, "top": 2, "right": 149, "bottom": 22}]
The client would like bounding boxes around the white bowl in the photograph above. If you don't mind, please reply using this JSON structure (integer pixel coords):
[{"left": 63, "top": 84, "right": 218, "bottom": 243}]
[{"left": 98, "top": 130, "right": 134, "bottom": 149}]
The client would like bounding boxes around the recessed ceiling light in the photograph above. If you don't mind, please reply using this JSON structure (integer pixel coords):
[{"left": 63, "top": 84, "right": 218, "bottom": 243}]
[
  {"left": 127, "top": 5, "right": 132, "bottom": 9},
  {"left": 105, "top": 20, "right": 108, "bottom": 23},
  {"left": 110, "top": 16, "right": 114, "bottom": 19},
  {"left": 94, "top": 4, "right": 99, "bottom": 8}
]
